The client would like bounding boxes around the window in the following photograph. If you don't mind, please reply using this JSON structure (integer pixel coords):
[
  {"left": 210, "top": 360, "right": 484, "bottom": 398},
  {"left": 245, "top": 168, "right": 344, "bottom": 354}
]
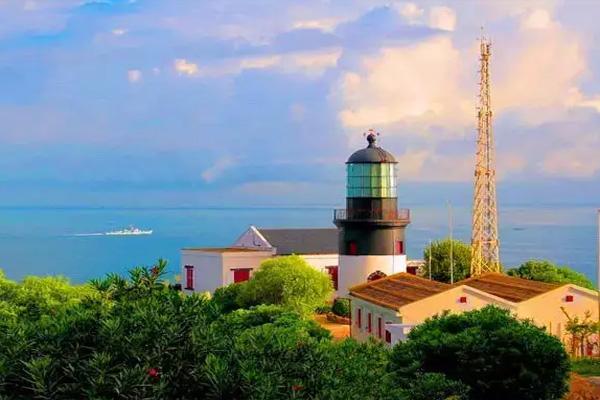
[
  {"left": 367, "top": 270, "right": 386, "bottom": 282},
  {"left": 565, "top": 295, "right": 574, "bottom": 302},
  {"left": 459, "top": 296, "right": 467, "bottom": 303},
  {"left": 326, "top": 266, "right": 338, "bottom": 290},
  {"left": 367, "top": 313, "right": 372, "bottom": 333},
  {"left": 357, "top": 308, "right": 362, "bottom": 328},
  {"left": 406, "top": 266, "right": 418, "bottom": 275},
  {"left": 347, "top": 241, "right": 358, "bottom": 255},
  {"left": 184, "top": 265, "right": 194, "bottom": 290},
  {"left": 233, "top": 268, "right": 252, "bottom": 283},
  {"left": 385, "top": 330, "right": 391, "bottom": 343},
  {"left": 395, "top": 240, "right": 404, "bottom": 255},
  {"left": 378, "top": 317, "right": 382, "bottom": 339}
]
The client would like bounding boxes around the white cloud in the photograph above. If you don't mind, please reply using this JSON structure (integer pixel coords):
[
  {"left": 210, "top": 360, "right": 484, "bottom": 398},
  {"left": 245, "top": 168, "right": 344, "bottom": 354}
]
[
  {"left": 112, "top": 28, "right": 127, "bottom": 36},
  {"left": 521, "top": 9, "right": 553, "bottom": 30},
  {"left": 336, "top": 37, "right": 472, "bottom": 132},
  {"left": 174, "top": 58, "right": 200, "bottom": 76},
  {"left": 201, "top": 157, "right": 235, "bottom": 183},
  {"left": 428, "top": 6, "right": 456, "bottom": 31},
  {"left": 173, "top": 48, "right": 341, "bottom": 79},
  {"left": 292, "top": 18, "right": 342, "bottom": 32},
  {"left": 394, "top": 2, "right": 424, "bottom": 23},
  {"left": 540, "top": 142, "right": 600, "bottom": 178},
  {"left": 127, "top": 69, "right": 142, "bottom": 83}
]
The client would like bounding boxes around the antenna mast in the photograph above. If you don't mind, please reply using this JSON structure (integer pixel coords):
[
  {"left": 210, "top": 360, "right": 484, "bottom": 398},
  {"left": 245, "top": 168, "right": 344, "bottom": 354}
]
[{"left": 471, "top": 37, "right": 501, "bottom": 276}]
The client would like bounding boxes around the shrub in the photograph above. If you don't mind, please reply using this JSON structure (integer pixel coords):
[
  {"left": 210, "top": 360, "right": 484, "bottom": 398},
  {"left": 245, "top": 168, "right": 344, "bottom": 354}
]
[
  {"left": 389, "top": 306, "right": 570, "bottom": 400},
  {"left": 212, "top": 283, "right": 245, "bottom": 313},
  {"left": 238, "top": 255, "right": 333, "bottom": 316},
  {"left": 571, "top": 358, "right": 600, "bottom": 376},
  {"left": 331, "top": 298, "right": 350, "bottom": 318},
  {"left": 507, "top": 259, "right": 594, "bottom": 289}
]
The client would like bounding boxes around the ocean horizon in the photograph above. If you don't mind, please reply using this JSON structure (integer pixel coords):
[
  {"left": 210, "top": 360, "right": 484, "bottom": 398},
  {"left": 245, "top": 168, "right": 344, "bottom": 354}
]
[{"left": 0, "top": 204, "right": 597, "bottom": 285}]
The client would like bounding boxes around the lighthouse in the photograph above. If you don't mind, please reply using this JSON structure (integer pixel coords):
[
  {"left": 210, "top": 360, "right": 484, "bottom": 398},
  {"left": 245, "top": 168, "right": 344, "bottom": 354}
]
[{"left": 334, "top": 131, "right": 410, "bottom": 295}]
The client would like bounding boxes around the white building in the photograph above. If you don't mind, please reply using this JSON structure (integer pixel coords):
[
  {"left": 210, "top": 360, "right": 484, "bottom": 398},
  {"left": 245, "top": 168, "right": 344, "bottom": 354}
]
[{"left": 181, "top": 226, "right": 339, "bottom": 294}]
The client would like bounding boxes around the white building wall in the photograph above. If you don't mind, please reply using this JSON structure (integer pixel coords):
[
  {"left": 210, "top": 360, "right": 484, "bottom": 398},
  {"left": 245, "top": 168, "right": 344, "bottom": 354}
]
[
  {"left": 180, "top": 251, "right": 223, "bottom": 294},
  {"left": 221, "top": 252, "right": 273, "bottom": 286},
  {"left": 339, "top": 255, "right": 406, "bottom": 297}
]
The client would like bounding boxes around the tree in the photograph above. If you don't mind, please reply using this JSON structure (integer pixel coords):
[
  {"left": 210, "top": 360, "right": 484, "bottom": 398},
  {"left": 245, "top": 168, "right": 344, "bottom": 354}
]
[
  {"left": 238, "top": 255, "right": 333, "bottom": 316},
  {"left": 389, "top": 306, "right": 570, "bottom": 400},
  {"left": 422, "top": 239, "right": 472, "bottom": 283},
  {"left": 507, "top": 259, "right": 594, "bottom": 289}
]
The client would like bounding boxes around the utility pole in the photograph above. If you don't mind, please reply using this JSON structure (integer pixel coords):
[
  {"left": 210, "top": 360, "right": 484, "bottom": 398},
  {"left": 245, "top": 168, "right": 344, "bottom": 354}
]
[
  {"left": 448, "top": 201, "right": 454, "bottom": 284},
  {"left": 471, "top": 37, "right": 501, "bottom": 276},
  {"left": 428, "top": 239, "right": 432, "bottom": 280}
]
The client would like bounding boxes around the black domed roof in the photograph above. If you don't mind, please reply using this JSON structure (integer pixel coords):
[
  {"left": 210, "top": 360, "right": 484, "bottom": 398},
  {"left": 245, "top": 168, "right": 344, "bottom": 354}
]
[{"left": 346, "top": 132, "right": 397, "bottom": 164}]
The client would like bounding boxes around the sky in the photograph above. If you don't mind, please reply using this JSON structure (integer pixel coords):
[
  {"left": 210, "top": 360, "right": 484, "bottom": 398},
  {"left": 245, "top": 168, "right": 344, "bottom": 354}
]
[{"left": 1, "top": 0, "right": 600, "bottom": 207}]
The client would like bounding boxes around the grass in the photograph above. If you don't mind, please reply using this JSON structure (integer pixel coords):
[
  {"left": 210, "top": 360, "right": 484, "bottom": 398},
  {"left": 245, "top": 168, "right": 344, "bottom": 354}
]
[{"left": 571, "top": 358, "right": 600, "bottom": 376}]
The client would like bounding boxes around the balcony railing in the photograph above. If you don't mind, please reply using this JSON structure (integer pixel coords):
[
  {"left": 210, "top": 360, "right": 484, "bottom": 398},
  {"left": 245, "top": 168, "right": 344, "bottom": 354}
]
[{"left": 333, "top": 208, "right": 410, "bottom": 223}]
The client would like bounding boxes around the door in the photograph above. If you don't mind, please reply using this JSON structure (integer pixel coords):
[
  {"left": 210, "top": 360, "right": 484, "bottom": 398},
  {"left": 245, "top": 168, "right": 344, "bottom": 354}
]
[{"left": 326, "top": 266, "right": 338, "bottom": 290}]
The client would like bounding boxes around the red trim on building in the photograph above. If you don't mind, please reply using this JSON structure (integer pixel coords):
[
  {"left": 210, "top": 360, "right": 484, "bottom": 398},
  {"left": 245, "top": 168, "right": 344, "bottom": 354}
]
[
  {"left": 357, "top": 308, "right": 362, "bottom": 328},
  {"left": 395, "top": 240, "right": 404, "bottom": 255},
  {"left": 385, "top": 329, "right": 391, "bottom": 343},
  {"left": 367, "top": 313, "right": 372, "bottom": 333},
  {"left": 232, "top": 268, "right": 252, "bottom": 283},
  {"left": 184, "top": 265, "right": 194, "bottom": 290},
  {"left": 347, "top": 241, "right": 358, "bottom": 255},
  {"left": 326, "top": 266, "right": 339, "bottom": 290},
  {"left": 378, "top": 317, "right": 382, "bottom": 339}
]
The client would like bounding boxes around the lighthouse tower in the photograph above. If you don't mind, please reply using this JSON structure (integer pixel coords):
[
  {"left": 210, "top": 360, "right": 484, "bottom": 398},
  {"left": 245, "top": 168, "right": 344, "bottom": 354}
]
[{"left": 334, "top": 131, "right": 410, "bottom": 296}]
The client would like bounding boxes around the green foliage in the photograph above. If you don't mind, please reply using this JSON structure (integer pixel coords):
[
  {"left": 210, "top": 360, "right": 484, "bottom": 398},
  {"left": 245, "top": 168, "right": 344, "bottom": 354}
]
[
  {"left": 507, "top": 259, "right": 594, "bottom": 289},
  {"left": 238, "top": 255, "right": 333, "bottom": 316},
  {"left": 331, "top": 297, "right": 350, "bottom": 318},
  {"left": 389, "top": 306, "right": 570, "bottom": 400},
  {"left": 571, "top": 358, "right": 600, "bottom": 376},
  {"left": 422, "top": 239, "right": 472, "bottom": 283},
  {"left": 212, "top": 283, "right": 245, "bottom": 313},
  {"left": 0, "top": 268, "right": 96, "bottom": 321}
]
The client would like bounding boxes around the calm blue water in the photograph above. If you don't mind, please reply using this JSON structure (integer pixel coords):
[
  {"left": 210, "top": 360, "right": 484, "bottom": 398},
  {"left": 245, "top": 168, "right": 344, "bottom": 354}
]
[{"left": 0, "top": 206, "right": 597, "bottom": 284}]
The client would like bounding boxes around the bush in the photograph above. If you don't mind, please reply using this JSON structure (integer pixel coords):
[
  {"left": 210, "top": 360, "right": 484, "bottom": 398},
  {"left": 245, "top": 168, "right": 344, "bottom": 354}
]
[
  {"left": 212, "top": 283, "right": 245, "bottom": 313},
  {"left": 331, "top": 298, "right": 350, "bottom": 318},
  {"left": 238, "top": 255, "right": 333, "bottom": 316},
  {"left": 389, "top": 306, "right": 570, "bottom": 400},
  {"left": 507, "top": 259, "right": 594, "bottom": 289},
  {"left": 422, "top": 239, "right": 472, "bottom": 283}
]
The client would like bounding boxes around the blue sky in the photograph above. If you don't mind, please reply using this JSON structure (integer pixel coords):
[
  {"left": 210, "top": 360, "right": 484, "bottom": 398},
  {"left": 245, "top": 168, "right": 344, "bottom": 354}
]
[{"left": 1, "top": 0, "right": 600, "bottom": 207}]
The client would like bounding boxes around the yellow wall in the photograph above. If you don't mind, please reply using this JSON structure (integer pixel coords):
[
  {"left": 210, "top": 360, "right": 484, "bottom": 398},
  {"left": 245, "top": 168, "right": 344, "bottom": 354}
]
[
  {"left": 516, "top": 286, "right": 599, "bottom": 341},
  {"left": 399, "top": 286, "right": 515, "bottom": 324}
]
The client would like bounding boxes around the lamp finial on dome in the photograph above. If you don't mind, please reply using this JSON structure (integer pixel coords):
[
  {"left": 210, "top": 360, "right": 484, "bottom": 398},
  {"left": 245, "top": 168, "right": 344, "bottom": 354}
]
[{"left": 364, "top": 128, "right": 379, "bottom": 147}]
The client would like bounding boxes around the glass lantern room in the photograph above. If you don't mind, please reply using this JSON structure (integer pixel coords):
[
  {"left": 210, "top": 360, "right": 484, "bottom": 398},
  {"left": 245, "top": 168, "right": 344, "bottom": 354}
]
[{"left": 347, "top": 163, "right": 397, "bottom": 198}]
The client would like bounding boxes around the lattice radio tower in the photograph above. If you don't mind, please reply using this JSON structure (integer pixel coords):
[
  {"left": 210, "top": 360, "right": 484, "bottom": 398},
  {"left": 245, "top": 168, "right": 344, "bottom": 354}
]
[{"left": 471, "top": 37, "right": 501, "bottom": 276}]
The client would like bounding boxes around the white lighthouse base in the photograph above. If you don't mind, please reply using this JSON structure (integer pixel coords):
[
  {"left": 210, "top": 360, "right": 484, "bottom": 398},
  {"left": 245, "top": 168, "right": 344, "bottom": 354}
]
[{"left": 338, "top": 254, "right": 407, "bottom": 297}]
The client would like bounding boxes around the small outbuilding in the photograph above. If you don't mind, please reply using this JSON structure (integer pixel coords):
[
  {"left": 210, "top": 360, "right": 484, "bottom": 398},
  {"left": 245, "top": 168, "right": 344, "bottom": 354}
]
[{"left": 349, "top": 272, "right": 599, "bottom": 348}]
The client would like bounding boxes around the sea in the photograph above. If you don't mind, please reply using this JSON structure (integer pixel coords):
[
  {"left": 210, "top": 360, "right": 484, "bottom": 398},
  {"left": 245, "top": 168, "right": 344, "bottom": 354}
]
[{"left": 0, "top": 205, "right": 598, "bottom": 285}]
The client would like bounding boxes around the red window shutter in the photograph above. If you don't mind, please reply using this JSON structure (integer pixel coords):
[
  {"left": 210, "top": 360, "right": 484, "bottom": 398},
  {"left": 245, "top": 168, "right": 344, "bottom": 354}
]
[
  {"left": 233, "top": 268, "right": 251, "bottom": 283},
  {"left": 459, "top": 296, "right": 467, "bottom": 303},
  {"left": 378, "top": 317, "right": 382, "bottom": 338},
  {"left": 185, "top": 265, "right": 194, "bottom": 290},
  {"left": 565, "top": 295, "right": 574, "bottom": 302},
  {"left": 327, "top": 266, "right": 339, "bottom": 290},
  {"left": 367, "top": 313, "right": 372, "bottom": 333},
  {"left": 357, "top": 309, "right": 362, "bottom": 328},
  {"left": 396, "top": 241, "right": 404, "bottom": 254},
  {"left": 348, "top": 241, "right": 358, "bottom": 255},
  {"left": 406, "top": 266, "right": 417, "bottom": 275},
  {"left": 385, "top": 330, "right": 391, "bottom": 343}
]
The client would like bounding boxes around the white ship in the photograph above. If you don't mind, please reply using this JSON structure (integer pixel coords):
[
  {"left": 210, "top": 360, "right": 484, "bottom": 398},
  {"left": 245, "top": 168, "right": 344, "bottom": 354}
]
[{"left": 105, "top": 226, "right": 153, "bottom": 236}]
